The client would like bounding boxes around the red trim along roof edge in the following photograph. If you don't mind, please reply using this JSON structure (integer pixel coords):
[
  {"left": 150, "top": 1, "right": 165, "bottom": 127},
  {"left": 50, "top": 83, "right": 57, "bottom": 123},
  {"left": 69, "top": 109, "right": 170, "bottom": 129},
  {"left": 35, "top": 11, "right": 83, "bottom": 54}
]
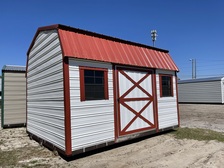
[
  {"left": 27, "top": 24, "right": 179, "bottom": 72},
  {"left": 27, "top": 24, "right": 169, "bottom": 55}
]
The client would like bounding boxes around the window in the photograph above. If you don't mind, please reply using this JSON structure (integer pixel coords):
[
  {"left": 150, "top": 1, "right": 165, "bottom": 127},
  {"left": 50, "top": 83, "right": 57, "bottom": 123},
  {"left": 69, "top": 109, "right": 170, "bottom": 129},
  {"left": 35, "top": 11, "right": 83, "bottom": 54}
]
[
  {"left": 80, "top": 67, "right": 108, "bottom": 101},
  {"left": 160, "top": 75, "right": 173, "bottom": 97}
]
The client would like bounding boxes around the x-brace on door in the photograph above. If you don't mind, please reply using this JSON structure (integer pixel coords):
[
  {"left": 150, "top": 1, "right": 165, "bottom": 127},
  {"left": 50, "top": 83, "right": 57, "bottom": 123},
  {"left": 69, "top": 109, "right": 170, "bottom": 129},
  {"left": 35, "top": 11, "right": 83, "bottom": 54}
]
[{"left": 115, "top": 67, "right": 156, "bottom": 136}]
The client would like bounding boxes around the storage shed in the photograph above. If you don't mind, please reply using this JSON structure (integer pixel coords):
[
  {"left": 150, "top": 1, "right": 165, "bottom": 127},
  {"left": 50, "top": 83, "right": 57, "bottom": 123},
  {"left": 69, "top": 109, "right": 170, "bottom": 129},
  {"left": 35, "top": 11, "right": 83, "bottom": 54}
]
[
  {"left": 26, "top": 24, "right": 180, "bottom": 156},
  {"left": 178, "top": 77, "right": 224, "bottom": 104},
  {"left": 1, "top": 65, "right": 26, "bottom": 128}
]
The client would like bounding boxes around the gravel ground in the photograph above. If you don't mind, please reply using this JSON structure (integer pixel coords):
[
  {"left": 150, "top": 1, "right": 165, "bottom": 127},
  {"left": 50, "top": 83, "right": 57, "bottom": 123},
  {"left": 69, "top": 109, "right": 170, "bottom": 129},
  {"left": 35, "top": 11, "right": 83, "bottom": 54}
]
[
  {"left": 179, "top": 104, "right": 224, "bottom": 132},
  {"left": 0, "top": 104, "right": 224, "bottom": 168}
]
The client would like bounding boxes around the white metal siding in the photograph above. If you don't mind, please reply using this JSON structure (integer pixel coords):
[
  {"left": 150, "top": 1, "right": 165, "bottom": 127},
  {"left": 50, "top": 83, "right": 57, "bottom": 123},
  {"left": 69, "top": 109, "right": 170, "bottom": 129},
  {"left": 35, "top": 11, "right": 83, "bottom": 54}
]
[
  {"left": 178, "top": 80, "right": 222, "bottom": 103},
  {"left": 69, "top": 59, "right": 114, "bottom": 151},
  {"left": 156, "top": 70, "right": 178, "bottom": 129},
  {"left": 27, "top": 30, "right": 65, "bottom": 150},
  {"left": 222, "top": 78, "right": 224, "bottom": 103},
  {"left": 3, "top": 72, "right": 26, "bottom": 126}
]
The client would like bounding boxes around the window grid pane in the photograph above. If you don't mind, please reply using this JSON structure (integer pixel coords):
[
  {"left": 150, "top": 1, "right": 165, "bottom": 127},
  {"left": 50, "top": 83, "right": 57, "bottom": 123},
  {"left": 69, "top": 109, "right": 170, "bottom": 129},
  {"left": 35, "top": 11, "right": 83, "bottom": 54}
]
[
  {"left": 161, "top": 76, "right": 172, "bottom": 97},
  {"left": 84, "top": 69, "right": 105, "bottom": 100}
]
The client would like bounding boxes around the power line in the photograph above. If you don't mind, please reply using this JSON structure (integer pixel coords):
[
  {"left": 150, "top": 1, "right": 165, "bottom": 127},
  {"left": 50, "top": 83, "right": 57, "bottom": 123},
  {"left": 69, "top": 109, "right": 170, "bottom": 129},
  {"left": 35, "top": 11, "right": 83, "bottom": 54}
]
[
  {"left": 196, "top": 59, "right": 224, "bottom": 62},
  {"left": 180, "top": 61, "right": 224, "bottom": 69},
  {"left": 178, "top": 73, "right": 224, "bottom": 79}
]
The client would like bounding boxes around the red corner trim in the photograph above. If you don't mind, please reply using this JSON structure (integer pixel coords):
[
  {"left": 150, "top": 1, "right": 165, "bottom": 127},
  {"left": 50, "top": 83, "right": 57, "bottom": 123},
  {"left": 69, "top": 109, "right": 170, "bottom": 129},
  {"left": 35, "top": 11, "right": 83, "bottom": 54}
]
[
  {"left": 63, "top": 57, "right": 72, "bottom": 156},
  {"left": 152, "top": 72, "right": 159, "bottom": 132},
  {"left": 58, "top": 27, "right": 72, "bottom": 156},
  {"left": 175, "top": 73, "right": 180, "bottom": 127}
]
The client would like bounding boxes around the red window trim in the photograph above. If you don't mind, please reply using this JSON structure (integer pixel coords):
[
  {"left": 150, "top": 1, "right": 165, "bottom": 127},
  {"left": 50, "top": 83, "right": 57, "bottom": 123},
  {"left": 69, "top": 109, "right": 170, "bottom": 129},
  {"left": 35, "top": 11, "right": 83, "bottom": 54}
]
[
  {"left": 79, "top": 66, "right": 109, "bottom": 101},
  {"left": 159, "top": 74, "right": 173, "bottom": 97}
]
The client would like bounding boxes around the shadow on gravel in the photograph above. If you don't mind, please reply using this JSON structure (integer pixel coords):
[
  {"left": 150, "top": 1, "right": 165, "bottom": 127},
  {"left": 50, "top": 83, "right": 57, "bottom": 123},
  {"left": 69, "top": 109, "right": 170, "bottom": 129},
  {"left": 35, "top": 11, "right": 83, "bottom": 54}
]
[{"left": 62, "top": 129, "right": 175, "bottom": 162}]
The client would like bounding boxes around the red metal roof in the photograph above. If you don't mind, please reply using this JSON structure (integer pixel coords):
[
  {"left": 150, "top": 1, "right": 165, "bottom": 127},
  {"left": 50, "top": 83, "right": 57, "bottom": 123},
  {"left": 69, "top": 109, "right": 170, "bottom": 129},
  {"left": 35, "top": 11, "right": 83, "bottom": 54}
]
[{"left": 28, "top": 24, "right": 179, "bottom": 71}]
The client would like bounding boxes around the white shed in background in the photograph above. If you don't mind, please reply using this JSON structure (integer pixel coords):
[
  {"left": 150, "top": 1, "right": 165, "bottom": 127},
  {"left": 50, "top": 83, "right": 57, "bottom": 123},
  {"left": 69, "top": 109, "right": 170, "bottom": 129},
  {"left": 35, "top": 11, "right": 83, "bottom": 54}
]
[
  {"left": 1, "top": 65, "right": 26, "bottom": 128},
  {"left": 26, "top": 24, "right": 180, "bottom": 157},
  {"left": 178, "top": 77, "right": 224, "bottom": 104}
]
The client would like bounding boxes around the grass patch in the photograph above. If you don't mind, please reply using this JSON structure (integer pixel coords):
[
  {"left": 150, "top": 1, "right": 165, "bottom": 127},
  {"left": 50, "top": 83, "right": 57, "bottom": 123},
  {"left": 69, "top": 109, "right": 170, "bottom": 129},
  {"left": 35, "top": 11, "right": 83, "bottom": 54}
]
[
  {"left": 30, "top": 160, "right": 39, "bottom": 164},
  {"left": 0, "top": 146, "right": 53, "bottom": 167},
  {"left": 171, "top": 127, "right": 224, "bottom": 142},
  {"left": 0, "top": 150, "right": 19, "bottom": 166},
  {"left": 20, "top": 162, "right": 51, "bottom": 168},
  {"left": 0, "top": 139, "right": 4, "bottom": 145}
]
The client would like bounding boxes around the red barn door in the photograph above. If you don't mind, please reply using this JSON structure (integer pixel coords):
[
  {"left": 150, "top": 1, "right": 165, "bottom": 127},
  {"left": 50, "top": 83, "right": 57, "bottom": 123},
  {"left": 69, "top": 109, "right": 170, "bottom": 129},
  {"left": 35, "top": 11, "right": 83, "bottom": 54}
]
[{"left": 115, "top": 67, "right": 157, "bottom": 137}]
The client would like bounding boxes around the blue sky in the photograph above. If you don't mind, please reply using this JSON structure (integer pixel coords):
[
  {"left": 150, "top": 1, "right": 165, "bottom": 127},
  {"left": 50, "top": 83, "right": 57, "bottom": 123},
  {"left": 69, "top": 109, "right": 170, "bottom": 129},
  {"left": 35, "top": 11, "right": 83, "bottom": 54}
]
[{"left": 1, "top": 0, "right": 224, "bottom": 79}]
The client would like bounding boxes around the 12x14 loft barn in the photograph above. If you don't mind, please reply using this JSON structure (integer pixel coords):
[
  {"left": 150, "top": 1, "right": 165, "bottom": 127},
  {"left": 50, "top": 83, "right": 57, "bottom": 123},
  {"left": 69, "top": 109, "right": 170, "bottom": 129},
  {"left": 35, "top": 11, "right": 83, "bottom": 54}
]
[
  {"left": 178, "top": 77, "right": 224, "bottom": 104},
  {"left": 1, "top": 65, "right": 26, "bottom": 128},
  {"left": 26, "top": 24, "right": 180, "bottom": 156}
]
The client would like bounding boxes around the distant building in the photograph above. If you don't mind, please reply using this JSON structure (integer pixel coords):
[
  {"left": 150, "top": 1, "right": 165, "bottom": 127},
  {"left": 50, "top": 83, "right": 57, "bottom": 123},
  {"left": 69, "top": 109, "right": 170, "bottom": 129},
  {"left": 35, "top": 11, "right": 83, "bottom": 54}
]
[
  {"left": 178, "top": 77, "right": 224, "bottom": 104},
  {"left": 1, "top": 65, "right": 26, "bottom": 128}
]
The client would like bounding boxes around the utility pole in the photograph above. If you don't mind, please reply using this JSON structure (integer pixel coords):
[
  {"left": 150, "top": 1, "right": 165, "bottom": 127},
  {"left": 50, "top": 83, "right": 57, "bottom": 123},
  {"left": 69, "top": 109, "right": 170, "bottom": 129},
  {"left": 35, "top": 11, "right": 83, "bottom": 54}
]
[
  {"left": 190, "top": 59, "right": 196, "bottom": 79},
  {"left": 194, "top": 59, "right": 196, "bottom": 79},
  {"left": 151, "top": 30, "right": 157, "bottom": 47}
]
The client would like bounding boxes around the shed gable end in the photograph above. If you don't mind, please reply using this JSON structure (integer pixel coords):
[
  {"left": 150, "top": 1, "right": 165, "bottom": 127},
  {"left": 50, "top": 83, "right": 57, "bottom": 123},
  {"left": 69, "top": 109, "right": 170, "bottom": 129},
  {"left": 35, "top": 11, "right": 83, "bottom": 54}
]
[{"left": 27, "top": 30, "right": 65, "bottom": 150}]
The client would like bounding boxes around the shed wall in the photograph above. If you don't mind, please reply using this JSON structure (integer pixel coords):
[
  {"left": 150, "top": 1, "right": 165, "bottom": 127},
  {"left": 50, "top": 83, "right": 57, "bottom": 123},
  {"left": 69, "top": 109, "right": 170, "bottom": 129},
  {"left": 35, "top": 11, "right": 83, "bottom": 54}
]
[
  {"left": 27, "top": 30, "right": 65, "bottom": 150},
  {"left": 221, "top": 79, "right": 224, "bottom": 103},
  {"left": 2, "top": 72, "right": 26, "bottom": 126},
  {"left": 156, "top": 70, "right": 178, "bottom": 129},
  {"left": 178, "top": 80, "right": 222, "bottom": 103},
  {"left": 69, "top": 58, "right": 114, "bottom": 151}
]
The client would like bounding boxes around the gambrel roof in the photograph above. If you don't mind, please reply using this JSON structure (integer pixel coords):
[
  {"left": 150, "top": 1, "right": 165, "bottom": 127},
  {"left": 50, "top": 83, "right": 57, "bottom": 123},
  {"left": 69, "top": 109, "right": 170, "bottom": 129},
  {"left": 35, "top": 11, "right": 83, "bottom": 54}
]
[{"left": 28, "top": 24, "right": 179, "bottom": 71}]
